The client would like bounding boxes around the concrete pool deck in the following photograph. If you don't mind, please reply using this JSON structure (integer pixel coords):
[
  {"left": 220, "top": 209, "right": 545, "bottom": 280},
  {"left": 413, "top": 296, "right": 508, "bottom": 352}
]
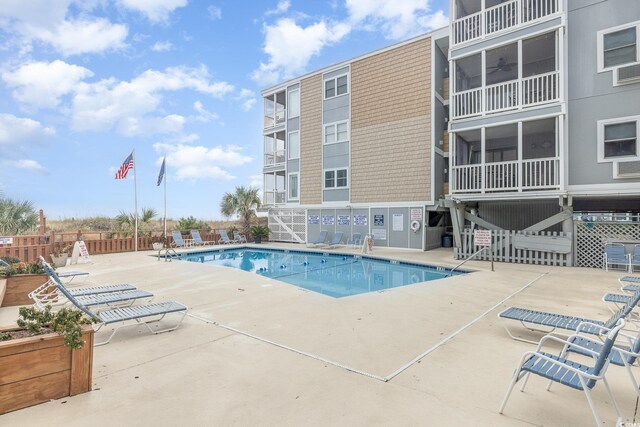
[{"left": 0, "top": 244, "right": 637, "bottom": 426}]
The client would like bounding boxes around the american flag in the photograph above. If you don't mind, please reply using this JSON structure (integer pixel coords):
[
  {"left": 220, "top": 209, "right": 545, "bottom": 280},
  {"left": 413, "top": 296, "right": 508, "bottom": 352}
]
[{"left": 115, "top": 152, "right": 134, "bottom": 179}]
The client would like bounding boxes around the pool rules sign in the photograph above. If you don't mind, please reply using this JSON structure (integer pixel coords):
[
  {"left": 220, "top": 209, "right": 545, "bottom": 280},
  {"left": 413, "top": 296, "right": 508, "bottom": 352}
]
[
  {"left": 473, "top": 230, "right": 494, "bottom": 271},
  {"left": 70, "top": 240, "right": 92, "bottom": 264}
]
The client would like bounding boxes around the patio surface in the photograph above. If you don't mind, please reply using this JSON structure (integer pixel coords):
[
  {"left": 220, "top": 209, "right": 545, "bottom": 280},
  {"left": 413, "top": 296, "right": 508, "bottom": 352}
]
[{"left": 0, "top": 244, "right": 638, "bottom": 426}]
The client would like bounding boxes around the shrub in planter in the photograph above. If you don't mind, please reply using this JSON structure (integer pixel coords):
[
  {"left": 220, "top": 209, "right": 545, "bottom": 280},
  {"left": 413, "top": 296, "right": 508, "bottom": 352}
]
[
  {"left": 50, "top": 244, "right": 72, "bottom": 268},
  {"left": 0, "top": 256, "right": 20, "bottom": 265},
  {"left": 0, "top": 306, "right": 95, "bottom": 414},
  {"left": 0, "top": 261, "right": 46, "bottom": 277},
  {"left": 249, "top": 225, "right": 269, "bottom": 244},
  {"left": 0, "top": 261, "right": 49, "bottom": 307}
]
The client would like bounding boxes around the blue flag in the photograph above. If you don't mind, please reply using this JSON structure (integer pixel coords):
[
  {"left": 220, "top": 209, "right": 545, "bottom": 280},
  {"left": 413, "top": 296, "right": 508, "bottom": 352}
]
[{"left": 157, "top": 157, "right": 165, "bottom": 186}]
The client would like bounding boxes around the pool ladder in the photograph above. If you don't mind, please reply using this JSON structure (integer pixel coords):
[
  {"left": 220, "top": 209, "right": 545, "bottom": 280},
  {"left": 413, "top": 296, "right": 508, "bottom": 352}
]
[
  {"left": 447, "top": 247, "right": 489, "bottom": 277},
  {"left": 158, "top": 248, "right": 180, "bottom": 262}
]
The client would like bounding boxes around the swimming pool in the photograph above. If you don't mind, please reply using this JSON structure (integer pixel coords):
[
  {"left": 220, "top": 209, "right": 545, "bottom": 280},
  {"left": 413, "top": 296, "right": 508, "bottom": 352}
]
[{"left": 179, "top": 248, "right": 466, "bottom": 298}]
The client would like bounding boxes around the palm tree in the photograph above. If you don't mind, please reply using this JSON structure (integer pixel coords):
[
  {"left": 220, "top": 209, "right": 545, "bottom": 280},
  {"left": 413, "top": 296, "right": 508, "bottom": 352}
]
[
  {"left": 115, "top": 207, "right": 157, "bottom": 237},
  {"left": 220, "top": 186, "right": 261, "bottom": 235},
  {"left": 0, "top": 195, "right": 39, "bottom": 235}
]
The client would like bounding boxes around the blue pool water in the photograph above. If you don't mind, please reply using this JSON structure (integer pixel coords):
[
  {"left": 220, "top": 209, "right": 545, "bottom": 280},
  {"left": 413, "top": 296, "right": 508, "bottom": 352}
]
[{"left": 179, "top": 248, "right": 466, "bottom": 298}]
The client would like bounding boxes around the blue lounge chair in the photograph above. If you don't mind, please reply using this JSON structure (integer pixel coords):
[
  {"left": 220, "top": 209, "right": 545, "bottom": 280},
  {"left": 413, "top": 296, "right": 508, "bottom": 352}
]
[
  {"left": 347, "top": 233, "right": 362, "bottom": 248},
  {"left": 499, "top": 289, "right": 640, "bottom": 344},
  {"left": 233, "top": 230, "right": 247, "bottom": 244},
  {"left": 631, "top": 245, "right": 640, "bottom": 273},
  {"left": 604, "top": 243, "right": 629, "bottom": 272},
  {"left": 499, "top": 319, "right": 626, "bottom": 426},
  {"left": 33, "top": 257, "right": 153, "bottom": 310},
  {"left": 41, "top": 259, "right": 187, "bottom": 346},
  {"left": 324, "top": 231, "right": 344, "bottom": 248},
  {"left": 218, "top": 229, "right": 237, "bottom": 244},
  {"left": 565, "top": 324, "right": 640, "bottom": 398},
  {"left": 171, "top": 231, "right": 188, "bottom": 248},
  {"left": 57, "top": 270, "right": 90, "bottom": 284},
  {"left": 191, "top": 230, "right": 215, "bottom": 246},
  {"left": 308, "top": 230, "right": 328, "bottom": 247}
]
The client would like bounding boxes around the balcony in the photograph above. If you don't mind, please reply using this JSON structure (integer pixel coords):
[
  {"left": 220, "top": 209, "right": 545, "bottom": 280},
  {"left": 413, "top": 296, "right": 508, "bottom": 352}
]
[
  {"left": 264, "top": 91, "right": 286, "bottom": 129},
  {"left": 452, "top": 71, "right": 559, "bottom": 118},
  {"left": 264, "top": 191, "right": 286, "bottom": 205},
  {"left": 451, "top": 157, "right": 559, "bottom": 193},
  {"left": 452, "top": 0, "right": 560, "bottom": 46},
  {"left": 264, "top": 150, "right": 286, "bottom": 168},
  {"left": 450, "top": 117, "right": 560, "bottom": 194}
]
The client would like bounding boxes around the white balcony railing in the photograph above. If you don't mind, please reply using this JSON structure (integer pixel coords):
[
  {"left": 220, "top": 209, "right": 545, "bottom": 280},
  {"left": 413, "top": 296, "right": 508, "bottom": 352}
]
[
  {"left": 452, "top": 87, "right": 483, "bottom": 119},
  {"left": 485, "top": 0, "right": 519, "bottom": 36},
  {"left": 485, "top": 160, "right": 519, "bottom": 191},
  {"left": 485, "top": 80, "right": 519, "bottom": 113},
  {"left": 521, "top": 157, "right": 559, "bottom": 189},
  {"left": 264, "top": 150, "right": 286, "bottom": 167},
  {"left": 264, "top": 109, "right": 286, "bottom": 128},
  {"left": 264, "top": 191, "right": 286, "bottom": 205},
  {"left": 452, "top": 71, "right": 560, "bottom": 119},
  {"left": 522, "top": 71, "right": 558, "bottom": 106},
  {"left": 451, "top": 157, "right": 560, "bottom": 194},
  {"left": 452, "top": 0, "right": 560, "bottom": 46}
]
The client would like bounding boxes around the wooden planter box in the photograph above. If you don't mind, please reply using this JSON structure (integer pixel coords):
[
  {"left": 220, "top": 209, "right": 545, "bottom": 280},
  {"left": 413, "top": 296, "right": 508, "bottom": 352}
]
[
  {"left": 0, "top": 326, "right": 93, "bottom": 414},
  {"left": 0, "top": 274, "right": 48, "bottom": 307}
]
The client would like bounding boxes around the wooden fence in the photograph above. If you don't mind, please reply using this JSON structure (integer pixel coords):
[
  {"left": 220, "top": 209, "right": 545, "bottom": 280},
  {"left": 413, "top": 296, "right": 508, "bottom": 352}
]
[
  {"left": 454, "top": 228, "right": 573, "bottom": 267},
  {"left": 0, "top": 231, "right": 219, "bottom": 263}
]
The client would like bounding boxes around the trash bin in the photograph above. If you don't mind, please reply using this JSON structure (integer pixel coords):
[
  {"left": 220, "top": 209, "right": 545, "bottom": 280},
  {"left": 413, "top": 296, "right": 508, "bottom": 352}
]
[{"left": 442, "top": 234, "right": 453, "bottom": 248}]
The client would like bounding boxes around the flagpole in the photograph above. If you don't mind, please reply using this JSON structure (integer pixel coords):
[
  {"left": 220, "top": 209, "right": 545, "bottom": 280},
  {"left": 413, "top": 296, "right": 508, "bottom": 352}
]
[
  {"left": 133, "top": 149, "right": 138, "bottom": 252},
  {"left": 163, "top": 157, "right": 167, "bottom": 239}
]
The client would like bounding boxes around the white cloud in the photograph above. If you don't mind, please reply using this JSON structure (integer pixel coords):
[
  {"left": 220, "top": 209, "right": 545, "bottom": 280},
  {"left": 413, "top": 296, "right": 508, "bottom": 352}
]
[
  {"left": 116, "top": 0, "right": 188, "bottom": 23},
  {"left": 207, "top": 5, "right": 222, "bottom": 20},
  {"left": 71, "top": 65, "right": 234, "bottom": 136},
  {"left": 346, "top": 0, "right": 447, "bottom": 39},
  {"left": 0, "top": 3, "right": 129, "bottom": 56},
  {"left": 266, "top": 0, "right": 290, "bottom": 16},
  {"left": 154, "top": 143, "right": 252, "bottom": 181},
  {"left": 236, "top": 88, "right": 256, "bottom": 111},
  {"left": 151, "top": 41, "right": 174, "bottom": 52},
  {"left": 0, "top": 113, "right": 55, "bottom": 147},
  {"left": 2, "top": 60, "right": 93, "bottom": 109},
  {"left": 30, "top": 18, "right": 128, "bottom": 56},
  {"left": 7, "top": 159, "right": 48, "bottom": 173},
  {"left": 193, "top": 101, "right": 219, "bottom": 122},
  {"left": 251, "top": 18, "right": 350, "bottom": 85}
]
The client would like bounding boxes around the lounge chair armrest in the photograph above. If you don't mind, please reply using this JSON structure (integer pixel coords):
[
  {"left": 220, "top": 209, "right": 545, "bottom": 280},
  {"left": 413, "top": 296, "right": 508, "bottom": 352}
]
[
  {"left": 521, "top": 351, "right": 604, "bottom": 380},
  {"left": 536, "top": 335, "right": 601, "bottom": 358}
]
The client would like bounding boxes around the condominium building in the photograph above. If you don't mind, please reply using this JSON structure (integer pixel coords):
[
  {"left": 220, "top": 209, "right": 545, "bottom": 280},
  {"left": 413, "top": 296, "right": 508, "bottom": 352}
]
[
  {"left": 261, "top": 0, "right": 640, "bottom": 262},
  {"left": 447, "top": 0, "right": 640, "bottom": 266},
  {"left": 261, "top": 28, "right": 450, "bottom": 250}
]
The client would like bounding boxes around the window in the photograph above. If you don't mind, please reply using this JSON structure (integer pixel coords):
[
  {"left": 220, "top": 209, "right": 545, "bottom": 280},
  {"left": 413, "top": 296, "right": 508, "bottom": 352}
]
[
  {"left": 324, "top": 168, "right": 348, "bottom": 189},
  {"left": 324, "top": 74, "right": 349, "bottom": 99},
  {"left": 287, "top": 89, "right": 300, "bottom": 118},
  {"left": 597, "top": 116, "right": 639, "bottom": 162},
  {"left": 324, "top": 121, "right": 349, "bottom": 144},
  {"left": 288, "top": 173, "right": 299, "bottom": 200},
  {"left": 598, "top": 22, "right": 640, "bottom": 72},
  {"left": 288, "top": 131, "right": 299, "bottom": 159},
  {"left": 324, "top": 170, "right": 335, "bottom": 188}
]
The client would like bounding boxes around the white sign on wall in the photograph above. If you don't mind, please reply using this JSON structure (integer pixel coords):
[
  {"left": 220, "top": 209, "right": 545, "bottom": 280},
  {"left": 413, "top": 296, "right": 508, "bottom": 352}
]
[
  {"left": 392, "top": 214, "right": 404, "bottom": 231},
  {"left": 372, "top": 229, "right": 387, "bottom": 240},
  {"left": 0, "top": 237, "right": 13, "bottom": 245},
  {"left": 410, "top": 208, "right": 423, "bottom": 221}
]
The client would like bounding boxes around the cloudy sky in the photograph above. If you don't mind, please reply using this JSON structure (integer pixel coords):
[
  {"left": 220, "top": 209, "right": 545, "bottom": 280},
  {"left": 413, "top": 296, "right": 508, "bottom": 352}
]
[{"left": 0, "top": 0, "right": 448, "bottom": 220}]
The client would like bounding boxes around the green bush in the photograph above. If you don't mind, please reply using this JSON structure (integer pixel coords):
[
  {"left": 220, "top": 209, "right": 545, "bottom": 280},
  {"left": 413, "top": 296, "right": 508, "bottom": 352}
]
[
  {"left": 249, "top": 225, "right": 269, "bottom": 239},
  {"left": 0, "top": 306, "right": 94, "bottom": 349},
  {"left": 0, "top": 260, "right": 47, "bottom": 277},
  {"left": 0, "top": 256, "right": 20, "bottom": 265},
  {"left": 176, "top": 216, "right": 211, "bottom": 233}
]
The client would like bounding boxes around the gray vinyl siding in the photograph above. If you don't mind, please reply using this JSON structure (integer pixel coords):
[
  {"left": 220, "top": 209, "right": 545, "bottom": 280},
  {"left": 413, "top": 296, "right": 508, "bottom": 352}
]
[
  {"left": 323, "top": 67, "right": 350, "bottom": 203},
  {"left": 567, "top": 0, "right": 640, "bottom": 186}
]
